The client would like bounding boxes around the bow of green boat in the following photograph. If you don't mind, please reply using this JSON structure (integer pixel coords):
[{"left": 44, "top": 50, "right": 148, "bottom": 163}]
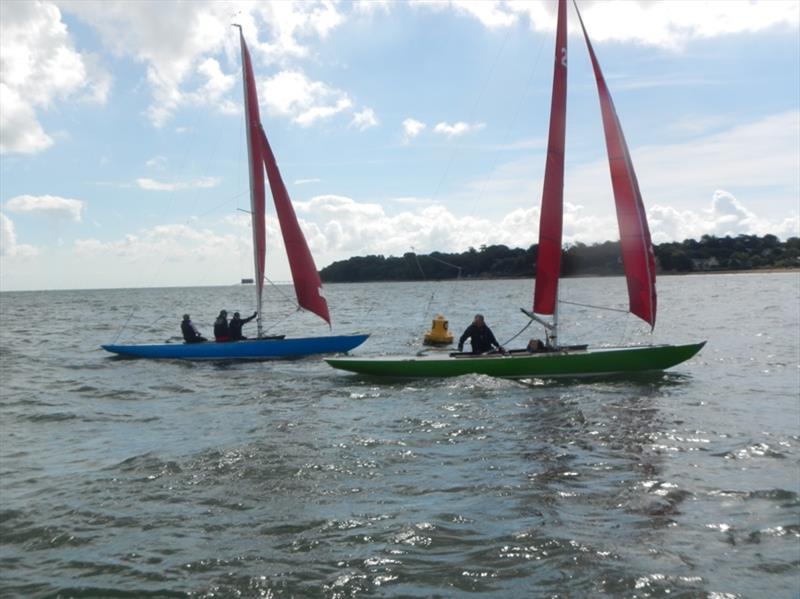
[{"left": 325, "top": 341, "right": 706, "bottom": 379}]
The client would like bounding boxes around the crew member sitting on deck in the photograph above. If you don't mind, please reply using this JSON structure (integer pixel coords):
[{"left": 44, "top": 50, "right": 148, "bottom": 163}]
[
  {"left": 181, "top": 314, "right": 207, "bottom": 343},
  {"left": 229, "top": 311, "right": 257, "bottom": 341},
  {"left": 527, "top": 338, "right": 546, "bottom": 353},
  {"left": 214, "top": 310, "right": 230, "bottom": 342},
  {"left": 457, "top": 314, "right": 504, "bottom": 354}
]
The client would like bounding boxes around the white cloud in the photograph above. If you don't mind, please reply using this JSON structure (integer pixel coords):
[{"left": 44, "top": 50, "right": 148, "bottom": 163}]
[
  {"left": 435, "top": 110, "right": 799, "bottom": 242},
  {"left": 0, "top": 212, "right": 16, "bottom": 256},
  {"left": 59, "top": 1, "right": 349, "bottom": 127},
  {"left": 261, "top": 70, "right": 352, "bottom": 127},
  {"left": 402, "top": 118, "right": 426, "bottom": 143},
  {"left": 412, "top": 1, "right": 798, "bottom": 49},
  {"left": 0, "top": 84, "right": 53, "bottom": 154},
  {"left": 188, "top": 57, "right": 236, "bottom": 106},
  {"left": 284, "top": 194, "right": 619, "bottom": 263},
  {"left": 60, "top": 1, "right": 239, "bottom": 126},
  {"left": 73, "top": 223, "right": 238, "bottom": 265},
  {"left": 293, "top": 194, "right": 531, "bottom": 258},
  {"left": 412, "top": 0, "right": 518, "bottom": 29},
  {"left": 433, "top": 121, "right": 486, "bottom": 138},
  {"left": 391, "top": 196, "right": 432, "bottom": 206},
  {"left": 5, "top": 195, "right": 85, "bottom": 222},
  {"left": 350, "top": 107, "right": 379, "bottom": 131},
  {"left": 353, "top": 0, "right": 391, "bottom": 16},
  {"left": 146, "top": 155, "right": 168, "bottom": 169},
  {"left": 6, "top": 187, "right": 794, "bottom": 290},
  {"left": 604, "top": 74, "right": 721, "bottom": 93},
  {"left": 68, "top": 216, "right": 292, "bottom": 288},
  {"left": 136, "top": 177, "right": 220, "bottom": 191},
  {"left": 649, "top": 190, "right": 800, "bottom": 242},
  {"left": 664, "top": 113, "right": 736, "bottom": 138},
  {"left": 570, "top": 0, "right": 800, "bottom": 49},
  {"left": 401, "top": 118, "right": 488, "bottom": 144},
  {"left": 450, "top": 0, "right": 518, "bottom": 29},
  {"left": 7, "top": 0, "right": 794, "bottom": 148},
  {"left": 295, "top": 178, "right": 322, "bottom": 185},
  {"left": 254, "top": 0, "right": 345, "bottom": 62},
  {"left": 0, "top": 1, "right": 110, "bottom": 154},
  {"left": 296, "top": 191, "right": 797, "bottom": 269},
  {"left": 0, "top": 212, "right": 40, "bottom": 257},
  {"left": 566, "top": 110, "right": 800, "bottom": 214}
]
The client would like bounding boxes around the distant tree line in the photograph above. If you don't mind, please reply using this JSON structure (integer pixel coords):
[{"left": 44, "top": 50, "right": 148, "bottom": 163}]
[{"left": 319, "top": 234, "right": 800, "bottom": 282}]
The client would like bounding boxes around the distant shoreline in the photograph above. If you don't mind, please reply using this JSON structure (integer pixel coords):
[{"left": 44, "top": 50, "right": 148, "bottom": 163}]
[
  {"left": 319, "top": 236, "right": 799, "bottom": 284},
  {"left": 319, "top": 267, "right": 800, "bottom": 284}
]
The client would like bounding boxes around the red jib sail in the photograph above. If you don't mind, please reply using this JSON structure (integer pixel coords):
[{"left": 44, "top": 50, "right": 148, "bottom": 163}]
[
  {"left": 238, "top": 29, "right": 267, "bottom": 320},
  {"left": 575, "top": 3, "right": 657, "bottom": 329},
  {"left": 533, "top": 0, "right": 568, "bottom": 316},
  {"left": 238, "top": 29, "right": 331, "bottom": 326},
  {"left": 259, "top": 127, "right": 331, "bottom": 325}
]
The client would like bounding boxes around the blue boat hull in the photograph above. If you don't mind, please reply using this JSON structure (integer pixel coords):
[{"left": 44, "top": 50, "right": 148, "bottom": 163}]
[{"left": 102, "top": 334, "right": 369, "bottom": 360}]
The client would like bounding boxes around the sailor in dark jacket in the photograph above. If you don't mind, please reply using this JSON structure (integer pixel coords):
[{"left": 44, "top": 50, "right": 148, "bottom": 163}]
[
  {"left": 458, "top": 314, "right": 504, "bottom": 354},
  {"left": 181, "top": 314, "right": 207, "bottom": 343},
  {"left": 229, "top": 311, "right": 258, "bottom": 341},
  {"left": 214, "top": 310, "right": 230, "bottom": 342}
]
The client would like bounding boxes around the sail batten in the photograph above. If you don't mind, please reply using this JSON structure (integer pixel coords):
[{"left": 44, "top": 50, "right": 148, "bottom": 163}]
[
  {"left": 533, "top": 0, "right": 567, "bottom": 317},
  {"left": 574, "top": 2, "right": 657, "bottom": 329}
]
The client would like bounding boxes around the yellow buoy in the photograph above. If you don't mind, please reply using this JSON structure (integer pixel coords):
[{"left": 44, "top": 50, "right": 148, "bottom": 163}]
[{"left": 423, "top": 314, "right": 454, "bottom": 346}]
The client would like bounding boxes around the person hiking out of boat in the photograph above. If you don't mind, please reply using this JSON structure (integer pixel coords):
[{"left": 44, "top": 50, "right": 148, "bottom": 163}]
[
  {"left": 457, "top": 314, "right": 505, "bottom": 354},
  {"left": 181, "top": 314, "right": 207, "bottom": 343},
  {"left": 229, "top": 311, "right": 257, "bottom": 341},
  {"left": 214, "top": 310, "right": 230, "bottom": 342}
]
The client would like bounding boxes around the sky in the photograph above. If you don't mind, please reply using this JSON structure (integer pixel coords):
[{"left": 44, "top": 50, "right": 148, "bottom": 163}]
[{"left": 1, "top": 0, "right": 798, "bottom": 291}]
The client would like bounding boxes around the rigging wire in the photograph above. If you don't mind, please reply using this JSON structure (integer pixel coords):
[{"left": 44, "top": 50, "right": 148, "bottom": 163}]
[
  {"left": 408, "top": 249, "right": 426, "bottom": 280},
  {"left": 255, "top": 276, "right": 304, "bottom": 334},
  {"left": 113, "top": 314, "right": 171, "bottom": 344},
  {"left": 578, "top": 310, "right": 629, "bottom": 346},
  {"left": 558, "top": 299, "right": 628, "bottom": 314},
  {"left": 111, "top": 105, "right": 245, "bottom": 342},
  {"left": 501, "top": 317, "right": 535, "bottom": 348},
  {"left": 426, "top": 254, "right": 463, "bottom": 278},
  {"left": 407, "top": 249, "right": 433, "bottom": 330},
  {"left": 407, "top": 248, "right": 463, "bottom": 334},
  {"left": 113, "top": 310, "right": 137, "bottom": 344},
  {"left": 462, "top": 32, "right": 547, "bottom": 220},
  {"left": 428, "top": 31, "right": 513, "bottom": 203},
  {"left": 260, "top": 309, "right": 298, "bottom": 335},
  {"left": 423, "top": 291, "right": 436, "bottom": 321},
  {"left": 263, "top": 274, "right": 300, "bottom": 309}
]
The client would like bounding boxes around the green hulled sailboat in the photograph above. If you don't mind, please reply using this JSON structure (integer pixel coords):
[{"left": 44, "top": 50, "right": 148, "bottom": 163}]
[
  {"left": 326, "top": 0, "right": 705, "bottom": 379},
  {"left": 326, "top": 343, "right": 705, "bottom": 379}
]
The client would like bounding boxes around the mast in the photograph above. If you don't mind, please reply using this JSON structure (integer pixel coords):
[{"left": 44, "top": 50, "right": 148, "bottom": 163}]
[
  {"left": 574, "top": 2, "right": 657, "bottom": 329},
  {"left": 531, "top": 0, "right": 568, "bottom": 347},
  {"left": 236, "top": 25, "right": 267, "bottom": 338}
]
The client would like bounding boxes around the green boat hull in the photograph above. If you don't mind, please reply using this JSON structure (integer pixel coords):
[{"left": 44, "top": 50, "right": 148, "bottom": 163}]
[{"left": 326, "top": 342, "right": 706, "bottom": 379}]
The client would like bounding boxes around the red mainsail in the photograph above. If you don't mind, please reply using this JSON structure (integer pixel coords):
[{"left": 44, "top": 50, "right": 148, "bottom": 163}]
[
  {"left": 575, "top": 3, "right": 657, "bottom": 328},
  {"left": 238, "top": 29, "right": 267, "bottom": 323},
  {"left": 533, "top": 0, "right": 568, "bottom": 316},
  {"left": 238, "top": 29, "right": 331, "bottom": 326}
]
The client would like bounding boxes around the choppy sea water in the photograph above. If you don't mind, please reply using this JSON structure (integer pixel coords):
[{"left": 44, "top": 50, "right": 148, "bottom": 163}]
[{"left": 1, "top": 273, "right": 798, "bottom": 598}]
